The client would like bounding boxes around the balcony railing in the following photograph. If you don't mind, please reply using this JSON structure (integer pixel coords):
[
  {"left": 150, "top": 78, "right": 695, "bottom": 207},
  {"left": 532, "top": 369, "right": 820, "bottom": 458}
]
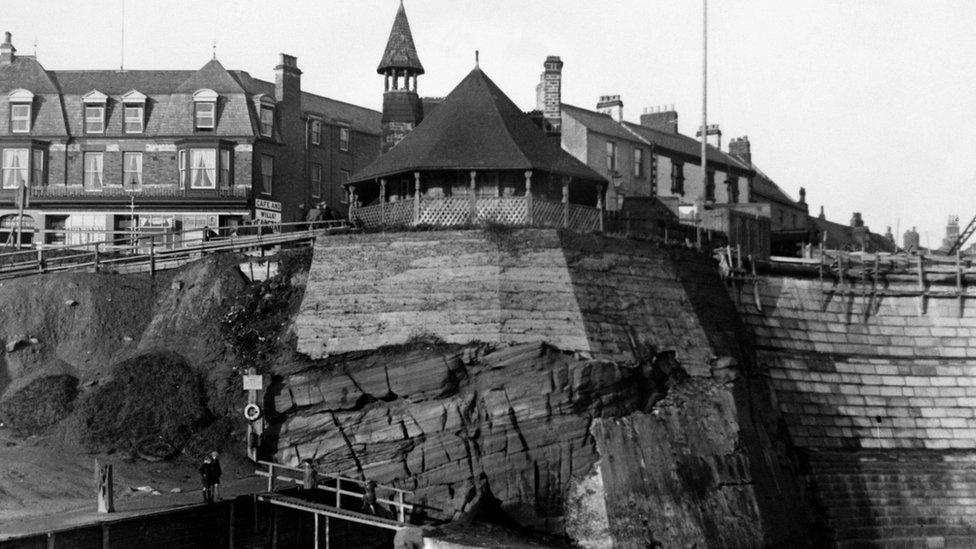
[{"left": 29, "top": 185, "right": 251, "bottom": 199}]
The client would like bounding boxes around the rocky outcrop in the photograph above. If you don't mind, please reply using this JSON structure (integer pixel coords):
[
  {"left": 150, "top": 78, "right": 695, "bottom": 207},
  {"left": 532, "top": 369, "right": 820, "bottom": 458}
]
[{"left": 279, "top": 229, "right": 811, "bottom": 546}]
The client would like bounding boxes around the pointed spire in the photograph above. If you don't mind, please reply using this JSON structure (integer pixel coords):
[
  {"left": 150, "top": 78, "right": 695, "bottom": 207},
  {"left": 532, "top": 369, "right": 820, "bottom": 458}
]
[{"left": 377, "top": 0, "right": 424, "bottom": 75}]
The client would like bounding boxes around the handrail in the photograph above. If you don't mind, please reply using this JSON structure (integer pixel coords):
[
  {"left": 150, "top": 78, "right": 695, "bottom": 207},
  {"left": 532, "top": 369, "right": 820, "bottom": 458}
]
[{"left": 255, "top": 460, "right": 413, "bottom": 524}]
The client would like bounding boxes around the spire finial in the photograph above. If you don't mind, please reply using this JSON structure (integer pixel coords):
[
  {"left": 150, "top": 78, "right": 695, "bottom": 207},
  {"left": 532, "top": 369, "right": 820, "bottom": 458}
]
[
  {"left": 475, "top": 50, "right": 479, "bottom": 67},
  {"left": 212, "top": 38, "right": 217, "bottom": 60}
]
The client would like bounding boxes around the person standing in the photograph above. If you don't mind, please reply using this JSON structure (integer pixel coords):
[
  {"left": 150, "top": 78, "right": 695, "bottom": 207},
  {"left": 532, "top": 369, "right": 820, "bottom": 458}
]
[
  {"left": 209, "top": 450, "right": 222, "bottom": 502},
  {"left": 199, "top": 454, "right": 214, "bottom": 503}
]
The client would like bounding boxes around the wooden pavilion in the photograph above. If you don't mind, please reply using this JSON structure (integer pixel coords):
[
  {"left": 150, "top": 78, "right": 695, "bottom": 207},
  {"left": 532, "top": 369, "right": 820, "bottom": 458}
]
[{"left": 346, "top": 67, "right": 608, "bottom": 230}]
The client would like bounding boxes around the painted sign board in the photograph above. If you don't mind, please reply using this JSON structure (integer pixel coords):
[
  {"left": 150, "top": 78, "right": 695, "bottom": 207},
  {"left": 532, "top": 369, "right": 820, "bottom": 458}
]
[{"left": 242, "top": 374, "right": 264, "bottom": 391}]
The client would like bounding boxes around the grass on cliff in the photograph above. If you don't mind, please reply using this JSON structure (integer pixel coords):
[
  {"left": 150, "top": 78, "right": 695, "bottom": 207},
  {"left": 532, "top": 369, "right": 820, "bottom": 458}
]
[
  {"left": 80, "top": 352, "right": 208, "bottom": 452},
  {"left": 0, "top": 375, "right": 79, "bottom": 435}
]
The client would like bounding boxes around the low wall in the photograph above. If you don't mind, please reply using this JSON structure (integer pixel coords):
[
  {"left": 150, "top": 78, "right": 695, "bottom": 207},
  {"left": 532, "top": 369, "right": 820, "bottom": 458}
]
[{"left": 737, "top": 273, "right": 976, "bottom": 546}]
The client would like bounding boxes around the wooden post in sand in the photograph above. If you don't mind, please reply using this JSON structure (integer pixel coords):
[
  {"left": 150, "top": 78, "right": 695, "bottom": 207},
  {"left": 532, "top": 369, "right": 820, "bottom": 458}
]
[{"left": 96, "top": 460, "right": 115, "bottom": 513}]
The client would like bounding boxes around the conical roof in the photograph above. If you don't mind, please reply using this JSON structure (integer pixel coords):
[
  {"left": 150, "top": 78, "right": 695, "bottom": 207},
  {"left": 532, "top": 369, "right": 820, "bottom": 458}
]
[
  {"left": 349, "top": 67, "right": 604, "bottom": 184},
  {"left": 377, "top": 1, "right": 424, "bottom": 75}
]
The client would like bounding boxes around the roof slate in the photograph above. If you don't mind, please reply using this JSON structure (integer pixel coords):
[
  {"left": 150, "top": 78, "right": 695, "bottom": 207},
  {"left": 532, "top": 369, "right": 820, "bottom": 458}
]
[
  {"left": 377, "top": 1, "right": 425, "bottom": 74},
  {"left": 350, "top": 68, "right": 604, "bottom": 184}
]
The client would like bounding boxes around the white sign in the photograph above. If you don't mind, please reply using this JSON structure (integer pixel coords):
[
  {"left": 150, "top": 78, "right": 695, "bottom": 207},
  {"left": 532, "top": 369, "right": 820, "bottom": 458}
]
[
  {"left": 255, "top": 209, "right": 282, "bottom": 223},
  {"left": 242, "top": 374, "right": 264, "bottom": 391},
  {"left": 255, "top": 199, "right": 281, "bottom": 212}
]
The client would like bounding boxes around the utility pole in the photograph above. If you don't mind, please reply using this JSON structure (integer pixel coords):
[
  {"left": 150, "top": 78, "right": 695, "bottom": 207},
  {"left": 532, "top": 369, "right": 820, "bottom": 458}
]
[{"left": 700, "top": 0, "right": 708, "bottom": 195}]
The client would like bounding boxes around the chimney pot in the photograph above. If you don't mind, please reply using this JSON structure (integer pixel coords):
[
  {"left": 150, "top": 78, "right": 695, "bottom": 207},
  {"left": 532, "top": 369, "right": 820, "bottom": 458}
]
[{"left": 0, "top": 31, "right": 15, "bottom": 65}]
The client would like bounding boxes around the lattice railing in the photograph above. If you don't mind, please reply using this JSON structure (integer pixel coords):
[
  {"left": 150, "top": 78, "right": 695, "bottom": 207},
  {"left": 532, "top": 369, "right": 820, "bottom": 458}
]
[
  {"left": 353, "top": 203, "right": 383, "bottom": 227},
  {"left": 532, "top": 198, "right": 565, "bottom": 228},
  {"left": 477, "top": 197, "right": 527, "bottom": 224},
  {"left": 568, "top": 204, "right": 601, "bottom": 232},
  {"left": 417, "top": 197, "right": 471, "bottom": 226},
  {"left": 385, "top": 200, "right": 415, "bottom": 226}
]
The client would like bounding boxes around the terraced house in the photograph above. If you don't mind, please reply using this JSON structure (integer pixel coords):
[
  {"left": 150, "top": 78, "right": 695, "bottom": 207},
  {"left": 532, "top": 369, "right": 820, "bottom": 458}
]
[{"left": 0, "top": 32, "right": 380, "bottom": 246}]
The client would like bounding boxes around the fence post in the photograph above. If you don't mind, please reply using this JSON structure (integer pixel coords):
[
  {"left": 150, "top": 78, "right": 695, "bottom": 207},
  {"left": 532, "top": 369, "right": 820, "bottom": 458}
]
[
  {"left": 36, "top": 247, "right": 43, "bottom": 273},
  {"left": 335, "top": 477, "right": 341, "bottom": 508},
  {"left": 397, "top": 491, "right": 405, "bottom": 523},
  {"left": 149, "top": 238, "right": 156, "bottom": 278},
  {"left": 524, "top": 171, "right": 533, "bottom": 225},
  {"left": 267, "top": 463, "right": 275, "bottom": 492},
  {"left": 562, "top": 178, "right": 570, "bottom": 229},
  {"left": 596, "top": 185, "right": 604, "bottom": 232},
  {"left": 469, "top": 171, "right": 477, "bottom": 224},
  {"left": 413, "top": 172, "right": 421, "bottom": 225},
  {"left": 93, "top": 243, "right": 100, "bottom": 273}
]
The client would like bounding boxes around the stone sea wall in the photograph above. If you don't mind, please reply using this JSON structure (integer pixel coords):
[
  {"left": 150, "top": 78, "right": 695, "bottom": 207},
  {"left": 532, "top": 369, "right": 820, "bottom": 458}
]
[{"left": 737, "top": 273, "right": 976, "bottom": 546}]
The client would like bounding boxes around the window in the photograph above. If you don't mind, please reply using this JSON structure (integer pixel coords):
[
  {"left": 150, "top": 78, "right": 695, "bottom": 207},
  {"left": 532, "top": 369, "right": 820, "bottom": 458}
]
[
  {"left": 705, "top": 170, "right": 715, "bottom": 201},
  {"left": 339, "top": 127, "right": 349, "bottom": 151},
  {"left": 83, "top": 152, "right": 104, "bottom": 190},
  {"left": 260, "top": 106, "right": 274, "bottom": 137},
  {"left": 670, "top": 161, "right": 684, "bottom": 194},
  {"left": 123, "top": 152, "right": 142, "bottom": 186},
  {"left": 46, "top": 216, "right": 67, "bottom": 245},
  {"left": 31, "top": 150, "right": 44, "bottom": 187},
  {"left": 261, "top": 154, "right": 274, "bottom": 195},
  {"left": 11, "top": 104, "right": 30, "bottom": 133},
  {"left": 179, "top": 150, "right": 187, "bottom": 187},
  {"left": 2, "top": 149, "right": 28, "bottom": 189},
  {"left": 310, "top": 163, "right": 322, "bottom": 198},
  {"left": 85, "top": 106, "right": 105, "bottom": 134},
  {"left": 606, "top": 141, "right": 617, "bottom": 171},
  {"left": 634, "top": 148, "right": 643, "bottom": 178},
  {"left": 310, "top": 120, "right": 322, "bottom": 146},
  {"left": 726, "top": 178, "right": 739, "bottom": 202},
  {"left": 195, "top": 102, "right": 215, "bottom": 129},
  {"left": 189, "top": 149, "right": 217, "bottom": 189},
  {"left": 124, "top": 106, "right": 144, "bottom": 133},
  {"left": 340, "top": 169, "right": 349, "bottom": 183},
  {"left": 220, "top": 149, "right": 231, "bottom": 188}
]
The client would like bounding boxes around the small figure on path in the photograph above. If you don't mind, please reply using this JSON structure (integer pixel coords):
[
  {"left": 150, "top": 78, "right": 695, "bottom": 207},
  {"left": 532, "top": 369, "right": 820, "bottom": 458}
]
[{"left": 199, "top": 450, "right": 222, "bottom": 503}]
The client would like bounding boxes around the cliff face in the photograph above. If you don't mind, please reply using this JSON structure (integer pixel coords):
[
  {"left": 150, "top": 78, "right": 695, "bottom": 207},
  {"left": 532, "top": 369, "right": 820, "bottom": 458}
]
[{"left": 279, "top": 229, "right": 810, "bottom": 546}]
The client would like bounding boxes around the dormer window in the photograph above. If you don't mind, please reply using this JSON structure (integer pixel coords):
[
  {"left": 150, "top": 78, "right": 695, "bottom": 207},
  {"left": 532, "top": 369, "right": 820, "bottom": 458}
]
[
  {"left": 193, "top": 89, "right": 218, "bottom": 130},
  {"left": 121, "top": 90, "right": 146, "bottom": 134},
  {"left": 256, "top": 95, "right": 275, "bottom": 138},
  {"left": 82, "top": 90, "right": 108, "bottom": 134},
  {"left": 8, "top": 89, "right": 33, "bottom": 133}
]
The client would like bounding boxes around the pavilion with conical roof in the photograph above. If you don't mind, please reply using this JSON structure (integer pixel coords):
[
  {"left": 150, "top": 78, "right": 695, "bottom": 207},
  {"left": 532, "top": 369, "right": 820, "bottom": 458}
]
[{"left": 347, "top": 67, "right": 608, "bottom": 230}]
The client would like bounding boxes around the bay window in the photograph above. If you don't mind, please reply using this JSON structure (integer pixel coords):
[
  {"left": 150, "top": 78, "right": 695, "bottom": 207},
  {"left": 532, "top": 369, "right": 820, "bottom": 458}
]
[
  {"left": 177, "top": 145, "right": 233, "bottom": 190},
  {"left": 2, "top": 149, "right": 28, "bottom": 189},
  {"left": 190, "top": 149, "right": 217, "bottom": 189},
  {"left": 220, "top": 149, "right": 231, "bottom": 188},
  {"left": 31, "top": 150, "right": 44, "bottom": 187}
]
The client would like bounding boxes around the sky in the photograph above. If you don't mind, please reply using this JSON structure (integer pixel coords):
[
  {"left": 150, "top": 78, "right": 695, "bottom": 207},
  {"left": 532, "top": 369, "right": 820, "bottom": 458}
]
[{"left": 5, "top": 0, "right": 976, "bottom": 246}]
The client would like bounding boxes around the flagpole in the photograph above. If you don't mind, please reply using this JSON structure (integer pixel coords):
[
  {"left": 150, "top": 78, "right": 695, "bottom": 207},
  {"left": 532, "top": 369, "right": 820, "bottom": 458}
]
[{"left": 701, "top": 0, "right": 708, "bottom": 199}]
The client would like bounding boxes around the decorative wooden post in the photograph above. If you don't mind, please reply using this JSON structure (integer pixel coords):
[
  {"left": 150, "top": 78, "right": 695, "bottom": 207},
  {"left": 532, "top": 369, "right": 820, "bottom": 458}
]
[
  {"left": 302, "top": 460, "right": 318, "bottom": 490},
  {"left": 149, "top": 238, "right": 156, "bottom": 278},
  {"left": 562, "top": 177, "right": 570, "bottom": 229},
  {"left": 596, "top": 184, "right": 604, "bottom": 232},
  {"left": 379, "top": 179, "right": 387, "bottom": 228},
  {"left": 469, "top": 171, "right": 477, "bottom": 224},
  {"left": 524, "top": 171, "right": 533, "bottom": 225},
  {"left": 96, "top": 460, "right": 115, "bottom": 513},
  {"left": 413, "top": 172, "right": 421, "bottom": 225}
]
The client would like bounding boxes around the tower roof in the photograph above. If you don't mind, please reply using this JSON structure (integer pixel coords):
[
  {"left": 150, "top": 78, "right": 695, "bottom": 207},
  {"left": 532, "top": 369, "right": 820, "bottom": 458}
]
[
  {"left": 349, "top": 67, "right": 604, "bottom": 183},
  {"left": 377, "top": 1, "right": 424, "bottom": 75}
]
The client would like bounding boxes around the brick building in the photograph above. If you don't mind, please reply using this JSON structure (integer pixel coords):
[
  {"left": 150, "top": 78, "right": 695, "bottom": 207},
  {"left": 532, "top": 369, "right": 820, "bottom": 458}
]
[{"left": 0, "top": 32, "right": 380, "bottom": 246}]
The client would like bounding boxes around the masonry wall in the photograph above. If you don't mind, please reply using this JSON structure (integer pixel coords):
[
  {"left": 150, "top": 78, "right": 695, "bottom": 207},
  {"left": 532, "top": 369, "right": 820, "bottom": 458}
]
[
  {"left": 737, "top": 273, "right": 976, "bottom": 546},
  {"left": 295, "top": 229, "right": 736, "bottom": 374}
]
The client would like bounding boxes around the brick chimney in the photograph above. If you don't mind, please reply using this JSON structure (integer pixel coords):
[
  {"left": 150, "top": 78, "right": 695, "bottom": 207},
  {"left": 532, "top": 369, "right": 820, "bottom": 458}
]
[
  {"left": 640, "top": 105, "right": 678, "bottom": 133},
  {"left": 275, "top": 54, "right": 301, "bottom": 104},
  {"left": 535, "top": 55, "right": 563, "bottom": 135},
  {"left": 729, "top": 136, "right": 751, "bottom": 164},
  {"left": 850, "top": 212, "right": 864, "bottom": 228},
  {"left": 597, "top": 95, "right": 623, "bottom": 123},
  {"left": 799, "top": 187, "right": 806, "bottom": 205},
  {"left": 0, "top": 32, "right": 15, "bottom": 65}
]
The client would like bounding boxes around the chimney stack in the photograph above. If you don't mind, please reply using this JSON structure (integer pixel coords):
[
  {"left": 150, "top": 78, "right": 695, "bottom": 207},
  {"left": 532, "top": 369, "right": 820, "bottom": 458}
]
[
  {"left": 799, "top": 187, "right": 806, "bottom": 205},
  {"left": 695, "top": 123, "right": 722, "bottom": 149},
  {"left": 640, "top": 105, "right": 678, "bottom": 133},
  {"left": 535, "top": 55, "right": 563, "bottom": 135},
  {"left": 728, "top": 136, "right": 751, "bottom": 164},
  {"left": 274, "top": 54, "right": 301, "bottom": 104},
  {"left": 596, "top": 95, "right": 623, "bottom": 123},
  {"left": 1, "top": 32, "right": 15, "bottom": 65}
]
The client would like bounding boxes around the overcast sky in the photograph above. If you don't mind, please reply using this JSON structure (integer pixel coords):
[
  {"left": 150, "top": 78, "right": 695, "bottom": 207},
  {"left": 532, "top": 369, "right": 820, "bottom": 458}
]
[{"left": 5, "top": 1, "right": 976, "bottom": 245}]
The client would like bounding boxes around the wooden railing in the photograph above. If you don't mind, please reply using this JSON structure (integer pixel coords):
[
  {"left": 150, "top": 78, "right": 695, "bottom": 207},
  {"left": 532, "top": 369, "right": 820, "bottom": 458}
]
[
  {"left": 0, "top": 220, "right": 350, "bottom": 280},
  {"left": 255, "top": 461, "right": 413, "bottom": 524}
]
